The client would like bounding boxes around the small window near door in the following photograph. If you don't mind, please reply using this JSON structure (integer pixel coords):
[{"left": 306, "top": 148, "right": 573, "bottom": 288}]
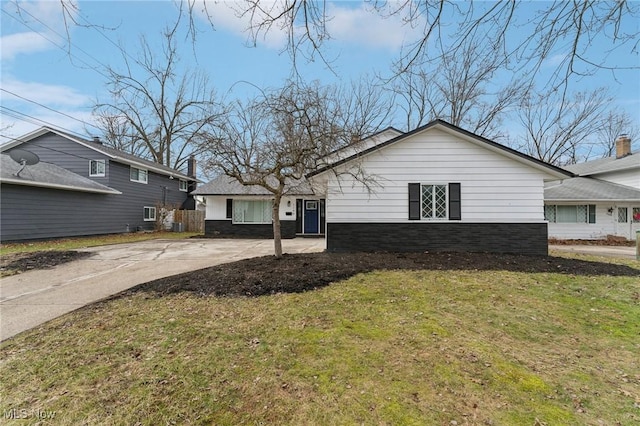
[
  {"left": 618, "top": 207, "right": 628, "bottom": 223},
  {"left": 633, "top": 207, "right": 640, "bottom": 223},
  {"left": 305, "top": 201, "right": 318, "bottom": 210}
]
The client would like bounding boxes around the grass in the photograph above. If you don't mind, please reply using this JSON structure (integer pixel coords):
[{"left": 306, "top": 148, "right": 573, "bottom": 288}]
[
  {"left": 1, "top": 256, "right": 639, "bottom": 425},
  {"left": 0, "top": 231, "right": 201, "bottom": 255}
]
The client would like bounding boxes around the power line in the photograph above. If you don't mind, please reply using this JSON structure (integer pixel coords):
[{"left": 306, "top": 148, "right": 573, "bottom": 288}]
[
  {"left": 1, "top": 8, "right": 112, "bottom": 81},
  {"left": 0, "top": 106, "right": 90, "bottom": 140},
  {"left": 1, "top": 88, "right": 100, "bottom": 131}
]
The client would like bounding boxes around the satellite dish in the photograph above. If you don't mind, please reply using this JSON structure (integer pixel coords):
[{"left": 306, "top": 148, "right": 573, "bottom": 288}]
[{"left": 8, "top": 149, "right": 40, "bottom": 177}]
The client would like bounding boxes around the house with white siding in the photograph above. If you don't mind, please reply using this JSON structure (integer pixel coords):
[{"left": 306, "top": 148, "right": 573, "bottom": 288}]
[
  {"left": 308, "top": 120, "right": 571, "bottom": 255},
  {"left": 197, "top": 120, "right": 572, "bottom": 255},
  {"left": 544, "top": 135, "right": 640, "bottom": 241}
]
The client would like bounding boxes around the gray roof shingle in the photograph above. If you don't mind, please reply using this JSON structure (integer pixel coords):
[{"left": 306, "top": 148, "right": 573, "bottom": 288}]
[
  {"left": 192, "top": 174, "right": 315, "bottom": 196},
  {"left": 544, "top": 177, "right": 640, "bottom": 201},
  {"left": 564, "top": 154, "right": 639, "bottom": 176},
  {"left": 0, "top": 154, "right": 121, "bottom": 194}
]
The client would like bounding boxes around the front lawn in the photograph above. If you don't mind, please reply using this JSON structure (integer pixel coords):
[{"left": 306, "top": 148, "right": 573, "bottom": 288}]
[{"left": 1, "top": 253, "right": 638, "bottom": 425}]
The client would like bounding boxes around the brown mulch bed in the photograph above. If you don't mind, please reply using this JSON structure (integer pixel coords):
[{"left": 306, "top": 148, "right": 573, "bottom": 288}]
[
  {"left": 0, "top": 251, "right": 93, "bottom": 276},
  {"left": 3, "top": 250, "right": 637, "bottom": 298},
  {"left": 123, "top": 251, "right": 639, "bottom": 299}
]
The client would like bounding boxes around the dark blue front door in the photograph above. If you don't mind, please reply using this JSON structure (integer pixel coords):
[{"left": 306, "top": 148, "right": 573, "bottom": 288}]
[{"left": 304, "top": 200, "right": 319, "bottom": 234}]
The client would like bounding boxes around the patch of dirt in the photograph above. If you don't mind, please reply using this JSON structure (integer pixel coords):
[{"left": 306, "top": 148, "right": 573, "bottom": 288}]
[
  {"left": 0, "top": 251, "right": 93, "bottom": 277},
  {"left": 122, "top": 251, "right": 639, "bottom": 299}
]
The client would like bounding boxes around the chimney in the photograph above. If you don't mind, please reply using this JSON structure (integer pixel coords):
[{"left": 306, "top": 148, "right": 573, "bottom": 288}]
[
  {"left": 187, "top": 155, "right": 197, "bottom": 178},
  {"left": 615, "top": 134, "right": 631, "bottom": 159},
  {"left": 93, "top": 136, "right": 103, "bottom": 145}
]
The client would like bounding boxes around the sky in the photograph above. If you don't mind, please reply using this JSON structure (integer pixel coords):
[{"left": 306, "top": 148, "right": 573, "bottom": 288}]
[{"left": 1, "top": 0, "right": 639, "bottom": 154}]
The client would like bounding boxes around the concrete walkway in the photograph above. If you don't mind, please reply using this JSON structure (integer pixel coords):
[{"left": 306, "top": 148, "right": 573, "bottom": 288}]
[
  {"left": 550, "top": 244, "right": 638, "bottom": 260},
  {"left": 0, "top": 238, "right": 324, "bottom": 341}
]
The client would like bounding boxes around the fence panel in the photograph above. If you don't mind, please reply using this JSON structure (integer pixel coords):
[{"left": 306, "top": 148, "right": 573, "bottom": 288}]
[{"left": 172, "top": 209, "right": 205, "bottom": 233}]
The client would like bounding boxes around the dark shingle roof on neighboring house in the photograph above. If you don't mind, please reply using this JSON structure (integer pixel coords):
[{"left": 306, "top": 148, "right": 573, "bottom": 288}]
[
  {"left": 0, "top": 154, "right": 121, "bottom": 194},
  {"left": 0, "top": 127, "right": 199, "bottom": 182},
  {"left": 564, "top": 154, "right": 639, "bottom": 176},
  {"left": 192, "top": 174, "right": 315, "bottom": 196},
  {"left": 544, "top": 177, "right": 640, "bottom": 202}
]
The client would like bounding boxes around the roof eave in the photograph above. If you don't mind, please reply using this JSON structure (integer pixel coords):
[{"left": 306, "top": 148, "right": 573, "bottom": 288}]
[{"left": 0, "top": 178, "right": 122, "bottom": 194}]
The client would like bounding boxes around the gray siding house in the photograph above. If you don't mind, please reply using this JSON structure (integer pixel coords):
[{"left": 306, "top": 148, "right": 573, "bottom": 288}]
[{"left": 0, "top": 127, "right": 198, "bottom": 242}]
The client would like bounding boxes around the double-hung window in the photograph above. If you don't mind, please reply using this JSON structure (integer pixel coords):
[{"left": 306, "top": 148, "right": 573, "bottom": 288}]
[
  {"left": 89, "top": 160, "right": 106, "bottom": 177},
  {"left": 409, "top": 183, "right": 461, "bottom": 221},
  {"left": 233, "top": 200, "right": 273, "bottom": 224},
  {"left": 143, "top": 206, "right": 156, "bottom": 221},
  {"left": 130, "top": 167, "right": 148, "bottom": 183},
  {"left": 179, "top": 179, "right": 188, "bottom": 192}
]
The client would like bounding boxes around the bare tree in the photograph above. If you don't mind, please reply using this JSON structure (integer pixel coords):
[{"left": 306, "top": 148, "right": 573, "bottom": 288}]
[
  {"left": 186, "top": 1, "right": 639, "bottom": 89},
  {"left": 595, "top": 111, "right": 639, "bottom": 158},
  {"left": 517, "top": 88, "right": 612, "bottom": 166},
  {"left": 207, "top": 79, "right": 391, "bottom": 257},
  {"left": 391, "top": 38, "right": 524, "bottom": 140},
  {"left": 93, "top": 22, "right": 225, "bottom": 170}
]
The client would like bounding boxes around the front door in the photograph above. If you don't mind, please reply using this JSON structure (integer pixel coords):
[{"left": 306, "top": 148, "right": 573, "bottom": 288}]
[{"left": 304, "top": 200, "right": 319, "bottom": 234}]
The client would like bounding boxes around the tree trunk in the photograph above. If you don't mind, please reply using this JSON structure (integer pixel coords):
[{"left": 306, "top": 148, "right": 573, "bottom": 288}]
[{"left": 272, "top": 197, "right": 283, "bottom": 258}]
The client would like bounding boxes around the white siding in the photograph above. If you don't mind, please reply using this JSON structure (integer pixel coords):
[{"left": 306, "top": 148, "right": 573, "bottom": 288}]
[
  {"left": 318, "top": 128, "right": 550, "bottom": 223},
  {"left": 596, "top": 169, "right": 640, "bottom": 189},
  {"left": 204, "top": 195, "right": 297, "bottom": 221},
  {"left": 547, "top": 203, "right": 639, "bottom": 241}
]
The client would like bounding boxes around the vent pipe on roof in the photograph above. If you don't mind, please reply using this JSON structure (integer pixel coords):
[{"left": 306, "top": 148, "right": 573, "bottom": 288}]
[
  {"left": 616, "top": 134, "right": 631, "bottom": 159},
  {"left": 93, "top": 136, "right": 103, "bottom": 145}
]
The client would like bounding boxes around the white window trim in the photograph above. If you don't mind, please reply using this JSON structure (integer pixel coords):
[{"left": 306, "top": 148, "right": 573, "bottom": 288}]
[
  {"left": 421, "top": 183, "right": 448, "bottom": 221},
  {"left": 130, "top": 167, "right": 148, "bottom": 184},
  {"left": 143, "top": 206, "right": 156, "bottom": 221},
  {"left": 179, "top": 179, "right": 188, "bottom": 192},
  {"left": 89, "top": 159, "right": 106, "bottom": 177}
]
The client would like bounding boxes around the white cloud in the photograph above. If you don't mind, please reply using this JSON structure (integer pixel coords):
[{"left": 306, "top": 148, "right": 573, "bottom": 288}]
[
  {"left": 326, "top": 3, "right": 424, "bottom": 51},
  {"left": 1, "top": 78, "right": 91, "bottom": 107},
  {"left": 1, "top": 0, "right": 79, "bottom": 61},
  {"left": 1, "top": 32, "right": 52, "bottom": 60},
  {"left": 196, "top": 1, "right": 424, "bottom": 51},
  {"left": 198, "top": 1, "right": 288, "bottom": 49}
]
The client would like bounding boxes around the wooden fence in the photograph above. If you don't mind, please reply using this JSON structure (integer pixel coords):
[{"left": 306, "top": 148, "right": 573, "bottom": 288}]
[{"left": 172, "top": 209, "right": 205, "bottom": 233}]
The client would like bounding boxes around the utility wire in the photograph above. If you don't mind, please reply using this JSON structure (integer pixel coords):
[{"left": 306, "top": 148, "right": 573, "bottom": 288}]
[
  {"left": 1, "top": 88, "right": 100, "bottom": 131},
  {"left": 0, "top": 106, "right": 89, "bottom": 140}
]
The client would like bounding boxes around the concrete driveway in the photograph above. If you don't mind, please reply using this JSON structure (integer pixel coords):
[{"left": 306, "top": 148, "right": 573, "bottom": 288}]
[{"left": 0, "top": 238, "right": 324, "bottom": 341}]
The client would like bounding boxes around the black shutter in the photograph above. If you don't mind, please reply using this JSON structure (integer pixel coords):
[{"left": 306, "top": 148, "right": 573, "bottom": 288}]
[
  {"left": 408, "top": 183, "right": 421, "bottom": 220},
  {"left": 588, "top": 204, "right": 596, "bottom": 223},
  {"left": 449, "top": 183, "right": 461, "bottom": 220},
  {"left": 226, "top": 199, "right": 233, "bottom": 219}
]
